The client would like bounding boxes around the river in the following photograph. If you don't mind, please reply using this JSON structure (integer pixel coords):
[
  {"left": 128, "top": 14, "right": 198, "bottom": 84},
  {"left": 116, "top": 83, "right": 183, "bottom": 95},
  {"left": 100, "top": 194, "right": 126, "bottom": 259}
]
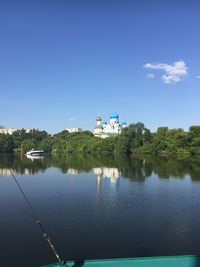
[{"left": 1, "top": 154, "right": 200, "bottom": 267}]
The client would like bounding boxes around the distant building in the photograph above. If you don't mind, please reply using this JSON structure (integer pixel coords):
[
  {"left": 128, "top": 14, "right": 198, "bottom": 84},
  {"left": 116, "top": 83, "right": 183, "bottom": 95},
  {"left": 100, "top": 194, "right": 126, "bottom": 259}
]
[
  {"left": 93, "top": 112, "right": 127, "bottom": 138},
  {"left": 65, "top": 127, "right": 82, "bottom": 133},
  {"left": 0, "top": 128, "right": 33, "bottom": 135}
]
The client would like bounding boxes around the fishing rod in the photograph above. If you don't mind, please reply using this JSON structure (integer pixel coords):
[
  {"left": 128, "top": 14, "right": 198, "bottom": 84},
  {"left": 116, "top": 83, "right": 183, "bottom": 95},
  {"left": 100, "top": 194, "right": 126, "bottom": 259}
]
[{"left": 9, "top": 168, "right": 65, "bottom": 266}]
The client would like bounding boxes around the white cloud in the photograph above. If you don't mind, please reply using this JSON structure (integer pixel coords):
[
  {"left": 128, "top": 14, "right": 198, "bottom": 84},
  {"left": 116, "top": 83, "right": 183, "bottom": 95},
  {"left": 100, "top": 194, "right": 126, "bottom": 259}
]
[
  {"left": 146, "top": 73, "right": 155, "bottom": 79},
  {"left": 143, "top": 61, "right": 188, "bottom": 84},
  {"left": 69, "top": 117, "right": 75, "bottom": 121},
  {"left": 196, "top": 75, "right": 200, "bottom": 79}
]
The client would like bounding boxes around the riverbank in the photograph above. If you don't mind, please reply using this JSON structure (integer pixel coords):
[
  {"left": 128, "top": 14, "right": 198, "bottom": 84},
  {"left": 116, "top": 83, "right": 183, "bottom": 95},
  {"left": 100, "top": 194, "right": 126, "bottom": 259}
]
[{"left": 0, "top": 124, "right": 200, "bottom": 160}]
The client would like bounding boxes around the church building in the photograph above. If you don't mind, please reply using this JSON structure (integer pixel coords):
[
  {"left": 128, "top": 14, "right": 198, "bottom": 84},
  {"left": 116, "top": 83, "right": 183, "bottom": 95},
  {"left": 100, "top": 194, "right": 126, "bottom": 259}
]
[{"left": 93, "top": 112, "right": 127, "bottom": 138}]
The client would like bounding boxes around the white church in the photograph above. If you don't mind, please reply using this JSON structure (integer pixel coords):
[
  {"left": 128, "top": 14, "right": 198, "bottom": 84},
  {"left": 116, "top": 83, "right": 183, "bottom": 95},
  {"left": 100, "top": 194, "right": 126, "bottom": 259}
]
[{"left": 93, "top": 112, "right": 127, "bottom": 138}]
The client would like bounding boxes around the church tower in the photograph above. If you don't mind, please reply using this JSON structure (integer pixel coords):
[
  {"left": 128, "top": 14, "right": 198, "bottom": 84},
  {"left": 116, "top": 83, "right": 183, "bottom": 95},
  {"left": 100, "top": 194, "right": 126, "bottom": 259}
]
[{"left": 96, "top": 116, "right": 102, "bottom": 126}]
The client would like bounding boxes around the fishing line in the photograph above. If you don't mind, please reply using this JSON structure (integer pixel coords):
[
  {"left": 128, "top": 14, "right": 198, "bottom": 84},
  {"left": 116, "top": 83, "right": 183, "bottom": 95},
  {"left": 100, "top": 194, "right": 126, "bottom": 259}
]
[{"left": 9, "top": 168, "right": 64, "bottom": 266}]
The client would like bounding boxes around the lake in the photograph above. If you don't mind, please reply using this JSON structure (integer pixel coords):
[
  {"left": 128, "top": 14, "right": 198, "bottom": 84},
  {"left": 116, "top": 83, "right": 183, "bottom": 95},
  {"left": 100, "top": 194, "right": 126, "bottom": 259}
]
[{"left": 1, "top": 154, "right": 200, "bottom": 267}]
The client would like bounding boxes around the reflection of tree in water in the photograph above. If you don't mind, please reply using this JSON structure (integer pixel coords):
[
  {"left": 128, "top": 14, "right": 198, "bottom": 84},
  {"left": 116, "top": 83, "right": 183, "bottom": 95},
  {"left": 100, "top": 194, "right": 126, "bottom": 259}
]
[
  {"left": 188, "top": 164, "right": 200, "bottom": 181},
  {"left": 147, "top": 157, "right": 187, "bottom": 179},
  {"left": 115, "top": 156, "right": 200, "bottom": 182},
  {"left": 51, "top": 154, "right": 117, "bottom": 174},
  {"left": 52, "top": 155, "right": 151, "bottom": 183},
  {"left": 115, "top": 157, "right": 153, "bottom": 182},
  {"left": 134, "top": 156, "right": 200, "bottom": 181},
  {"left": 0, "top": 153, "right": 51, "bottom": 175},
  {"left": 1, "top": 153, "right": 200, "bottom": 182},
  {"left": 116, "top": 156, "right": 146, "bottom": 182}
]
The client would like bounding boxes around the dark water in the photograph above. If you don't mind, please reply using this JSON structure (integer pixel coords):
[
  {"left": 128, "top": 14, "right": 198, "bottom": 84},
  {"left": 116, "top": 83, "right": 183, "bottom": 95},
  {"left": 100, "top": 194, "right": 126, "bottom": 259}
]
[{"left": 1, "top": 154, "right": 200, "bottom": 267}]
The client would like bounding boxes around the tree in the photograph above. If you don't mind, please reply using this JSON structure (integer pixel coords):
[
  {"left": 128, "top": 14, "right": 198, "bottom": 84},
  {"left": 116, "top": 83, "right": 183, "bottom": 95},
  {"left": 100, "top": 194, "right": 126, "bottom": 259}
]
[
  {"left": 143, "top": 128, "right": 152, "bottom": 143},
  {"left": 0, "top": 134, "right": 15, "bottom": 152},
  {"left": 157, "top": 127, "right": 169, "bottom": 137},
  {"left": 131, "top": 122, "right": 145, "bottom": 149},
  {"left": 115, "top": 136, "right": 130, "bottom": 156}
]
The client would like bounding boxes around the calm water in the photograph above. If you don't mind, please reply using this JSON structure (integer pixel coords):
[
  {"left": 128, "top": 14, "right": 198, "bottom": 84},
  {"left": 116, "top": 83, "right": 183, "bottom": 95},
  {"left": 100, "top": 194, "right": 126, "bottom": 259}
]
[{"left": 1, "top": 154, "right": 200, "bottom": 267}]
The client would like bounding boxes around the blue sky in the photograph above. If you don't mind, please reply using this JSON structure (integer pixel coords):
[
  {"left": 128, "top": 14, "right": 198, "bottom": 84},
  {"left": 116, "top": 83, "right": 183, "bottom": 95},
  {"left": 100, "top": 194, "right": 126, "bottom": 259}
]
[{"left": 1, "top": 0, "right": 200, "bottom": 133}]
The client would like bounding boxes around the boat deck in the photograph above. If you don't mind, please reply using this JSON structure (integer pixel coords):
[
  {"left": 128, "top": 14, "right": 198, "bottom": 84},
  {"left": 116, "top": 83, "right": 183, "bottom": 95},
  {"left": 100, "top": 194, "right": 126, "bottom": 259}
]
[{"left": 42, "top": 255, "right": 200, "bottom": 267}]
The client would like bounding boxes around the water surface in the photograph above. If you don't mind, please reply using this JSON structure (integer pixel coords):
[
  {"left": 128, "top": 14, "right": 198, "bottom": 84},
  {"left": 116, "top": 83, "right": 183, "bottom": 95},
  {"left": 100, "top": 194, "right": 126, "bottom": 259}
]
[{"left": 1, "top": 154, "right": 200, "bottom": 267}]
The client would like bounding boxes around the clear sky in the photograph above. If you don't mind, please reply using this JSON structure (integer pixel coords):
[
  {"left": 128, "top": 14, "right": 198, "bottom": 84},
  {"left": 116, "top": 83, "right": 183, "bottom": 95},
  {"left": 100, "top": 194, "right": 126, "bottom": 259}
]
[{"left": 1, "top": 0, "right": 200, "bottom": 133}]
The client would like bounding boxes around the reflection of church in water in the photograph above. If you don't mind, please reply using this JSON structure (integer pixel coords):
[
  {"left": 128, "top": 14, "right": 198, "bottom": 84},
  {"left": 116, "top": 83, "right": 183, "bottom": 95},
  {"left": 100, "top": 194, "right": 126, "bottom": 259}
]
[
  {"left": 65, "top": 167, "right": 121, "bottom": 188},
  {"left": 93, "top": 167, "right": 121, "bottom": 190}
]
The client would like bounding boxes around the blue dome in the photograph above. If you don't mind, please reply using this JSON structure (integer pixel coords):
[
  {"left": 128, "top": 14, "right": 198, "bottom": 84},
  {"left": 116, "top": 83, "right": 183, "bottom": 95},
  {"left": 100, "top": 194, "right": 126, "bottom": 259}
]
[
  {"left": 102, "top": 121, "right": 107, "bottom": 125},
  {"left": 122, "top": 120, "right": 127, "bottom": 125},
  {"left": 110, "top": 112, "right": 119, "bottom": 119}
]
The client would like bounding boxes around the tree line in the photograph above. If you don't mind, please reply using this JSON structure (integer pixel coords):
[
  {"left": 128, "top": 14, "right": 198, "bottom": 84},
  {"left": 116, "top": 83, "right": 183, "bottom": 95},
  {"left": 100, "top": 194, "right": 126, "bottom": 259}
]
[{"left": 0, "top": 123, "right": 200, "bottom": 159}]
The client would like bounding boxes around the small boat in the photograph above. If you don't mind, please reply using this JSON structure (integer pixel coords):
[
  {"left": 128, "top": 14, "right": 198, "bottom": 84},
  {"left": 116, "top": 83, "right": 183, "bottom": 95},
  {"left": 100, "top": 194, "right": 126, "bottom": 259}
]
[
  {"left": 41, "top": 255, "right": 200, "bottom": 267},
  {"left": 26, "top": 149, "right": 44, "bottom": 156}
]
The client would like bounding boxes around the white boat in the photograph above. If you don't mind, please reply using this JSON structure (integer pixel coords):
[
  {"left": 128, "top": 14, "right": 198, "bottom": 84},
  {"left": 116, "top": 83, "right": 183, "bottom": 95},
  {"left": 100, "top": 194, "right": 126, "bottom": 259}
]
[{"left": 26, "top": 149, "right": 44, "bottom": 156}]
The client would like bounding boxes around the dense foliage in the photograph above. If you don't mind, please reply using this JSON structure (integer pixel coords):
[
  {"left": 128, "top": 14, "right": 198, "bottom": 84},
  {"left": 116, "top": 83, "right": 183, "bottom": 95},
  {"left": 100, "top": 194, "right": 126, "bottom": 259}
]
[
  {"left": 0, "top": 129, "right": 50, "bottom": 153},
  {"left": 0, "top": 124, "right": 200, "bottom": 159},
  {"left": 52, "top": 130, "right": 116, "bottom": 156}
]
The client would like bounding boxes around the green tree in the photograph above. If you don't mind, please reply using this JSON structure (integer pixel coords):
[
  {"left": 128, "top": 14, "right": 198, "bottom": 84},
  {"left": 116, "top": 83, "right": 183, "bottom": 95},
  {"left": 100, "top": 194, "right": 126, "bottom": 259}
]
[{"left": 0, "top": 134, "right": 15, "bottom": 152}]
